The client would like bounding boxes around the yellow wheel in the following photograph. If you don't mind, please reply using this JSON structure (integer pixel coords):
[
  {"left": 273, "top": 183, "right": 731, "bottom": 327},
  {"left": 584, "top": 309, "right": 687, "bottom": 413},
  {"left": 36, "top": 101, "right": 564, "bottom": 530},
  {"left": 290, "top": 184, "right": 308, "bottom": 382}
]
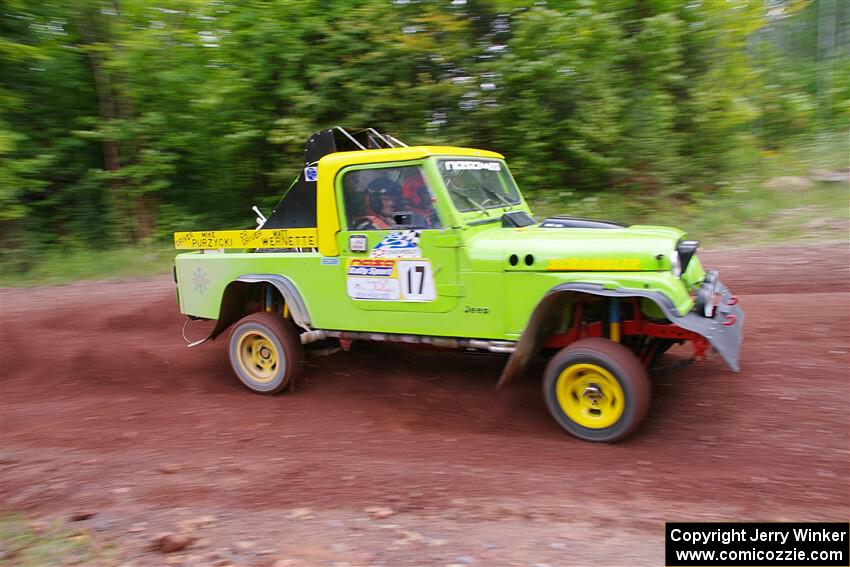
[
  {"left": 235, "top": 332, "right": 280, "bottom": 384},
  {"left": 228, "top": 312, "right": 302, "bottom": 394},
  {"left": 555, "top": 363, "right": 625, "bottom": 429},
  {"left": 543, "top": 338, "right": 650, "bottom": 442}
]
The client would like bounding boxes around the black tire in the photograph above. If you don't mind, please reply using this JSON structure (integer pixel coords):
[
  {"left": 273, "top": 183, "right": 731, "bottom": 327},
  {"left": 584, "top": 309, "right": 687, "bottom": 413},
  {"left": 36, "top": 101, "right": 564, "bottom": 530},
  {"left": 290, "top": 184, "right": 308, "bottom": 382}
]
[
  {"left": 543, "top": 337, "right": 650, "bottom": 443},
  {"left": 227, "top": 312, "right": 303, "bottom": 394}
]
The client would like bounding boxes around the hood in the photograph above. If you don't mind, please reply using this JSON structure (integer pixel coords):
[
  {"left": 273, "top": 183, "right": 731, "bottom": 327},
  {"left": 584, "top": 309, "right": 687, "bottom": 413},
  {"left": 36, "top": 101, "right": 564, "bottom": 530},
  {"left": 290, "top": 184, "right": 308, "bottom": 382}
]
[{"left": 467, "top": 223, "right": 685, "bottom": 272}]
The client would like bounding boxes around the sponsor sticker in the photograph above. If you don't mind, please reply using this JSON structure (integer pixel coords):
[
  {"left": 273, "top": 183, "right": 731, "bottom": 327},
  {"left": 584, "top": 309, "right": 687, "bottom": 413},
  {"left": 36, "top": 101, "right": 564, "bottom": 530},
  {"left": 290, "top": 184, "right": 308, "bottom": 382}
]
[
  {"left": 304, "top": 166, "right": 318, "bottom": 182},
  {"left": 349, "top": 234, "right": 368, "bottom": 253},
  {"left": 369, "top": 230, "right": 422, "bottom": 258},
  {"left": 347, "top": 277, "right": 401, "bottom": 301},
  {"left": 443, "top": 160, "right": 501, "bottom": 172},
  {"left": 346, "top": 258, "right": 435, "bottom": 302},
  {"left": 347, "top": 258, "right": 395, "bottom": 278},
  {"left": 346, "top": 259, "right": 400, "bottom": 300}
]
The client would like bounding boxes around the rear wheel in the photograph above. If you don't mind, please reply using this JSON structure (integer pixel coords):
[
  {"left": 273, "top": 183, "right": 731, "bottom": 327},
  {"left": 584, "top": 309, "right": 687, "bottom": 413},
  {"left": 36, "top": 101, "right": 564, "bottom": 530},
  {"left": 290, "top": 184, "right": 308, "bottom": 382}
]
[
  {"left": 543, "top": 338, "right": 650, "bottom": 442},
  {"left": 228, "top": 312, "right": 303, "bottom": 394}
]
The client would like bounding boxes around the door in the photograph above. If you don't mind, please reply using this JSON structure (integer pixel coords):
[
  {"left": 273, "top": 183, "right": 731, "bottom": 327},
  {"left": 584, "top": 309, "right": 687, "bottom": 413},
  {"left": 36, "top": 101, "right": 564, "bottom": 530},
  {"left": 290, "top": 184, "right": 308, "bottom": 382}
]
[{"left": 335, "top": 161, "right": 461, "bottom": 314}]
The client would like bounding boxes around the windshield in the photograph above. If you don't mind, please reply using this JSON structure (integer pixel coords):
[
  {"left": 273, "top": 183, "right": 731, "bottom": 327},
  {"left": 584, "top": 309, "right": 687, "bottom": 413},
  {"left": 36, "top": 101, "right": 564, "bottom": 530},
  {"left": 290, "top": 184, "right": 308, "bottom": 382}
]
[{"left": 437, "top": 159, "right": 521, "bottom": 213}]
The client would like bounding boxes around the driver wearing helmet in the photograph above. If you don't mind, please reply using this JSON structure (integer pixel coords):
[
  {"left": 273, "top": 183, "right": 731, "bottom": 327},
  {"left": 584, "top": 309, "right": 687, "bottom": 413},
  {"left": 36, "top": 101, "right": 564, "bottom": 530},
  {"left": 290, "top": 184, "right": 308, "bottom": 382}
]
[{"left": 352, "top": 177, "right": 401, "bottom": 230}]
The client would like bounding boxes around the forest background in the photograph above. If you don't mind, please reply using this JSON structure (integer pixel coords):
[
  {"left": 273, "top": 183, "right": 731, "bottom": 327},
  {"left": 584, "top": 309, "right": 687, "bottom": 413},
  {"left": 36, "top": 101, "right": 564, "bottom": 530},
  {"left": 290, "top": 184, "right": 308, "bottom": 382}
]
[{"left": 1, "top": 0, "right": 848, "bottom": 283}]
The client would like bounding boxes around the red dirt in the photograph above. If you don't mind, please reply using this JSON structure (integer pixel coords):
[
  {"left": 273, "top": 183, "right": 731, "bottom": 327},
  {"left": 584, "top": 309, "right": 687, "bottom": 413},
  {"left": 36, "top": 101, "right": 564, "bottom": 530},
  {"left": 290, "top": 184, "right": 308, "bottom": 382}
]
[{"left": 1, "top": 243, "right": 848, "bottom": 566}]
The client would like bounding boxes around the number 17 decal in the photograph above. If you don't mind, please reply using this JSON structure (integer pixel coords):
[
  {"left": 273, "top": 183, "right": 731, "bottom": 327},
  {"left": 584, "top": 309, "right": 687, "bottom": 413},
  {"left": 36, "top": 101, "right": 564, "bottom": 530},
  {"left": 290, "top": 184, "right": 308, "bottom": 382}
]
[{"left": 398, "top": 260, "right": 436, "bottom": 301}]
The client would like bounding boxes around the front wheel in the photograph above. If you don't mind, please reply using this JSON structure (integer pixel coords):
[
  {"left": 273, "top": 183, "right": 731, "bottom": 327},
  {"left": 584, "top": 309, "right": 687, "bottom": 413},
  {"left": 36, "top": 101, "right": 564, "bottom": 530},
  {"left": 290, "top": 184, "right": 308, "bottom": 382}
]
[
  {"left": 543, "top": 338, "right": 650, "bottom": 442},
  {"left": 228, "top": 312, "right": 303, "bottom": 394}
]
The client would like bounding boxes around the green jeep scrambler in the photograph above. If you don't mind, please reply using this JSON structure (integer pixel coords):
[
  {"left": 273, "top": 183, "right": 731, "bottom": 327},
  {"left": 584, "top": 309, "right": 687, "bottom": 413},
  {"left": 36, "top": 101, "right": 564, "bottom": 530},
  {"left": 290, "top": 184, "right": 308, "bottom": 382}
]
[{"left": 174, "top": 127, "right": 744, "bottom": 442}]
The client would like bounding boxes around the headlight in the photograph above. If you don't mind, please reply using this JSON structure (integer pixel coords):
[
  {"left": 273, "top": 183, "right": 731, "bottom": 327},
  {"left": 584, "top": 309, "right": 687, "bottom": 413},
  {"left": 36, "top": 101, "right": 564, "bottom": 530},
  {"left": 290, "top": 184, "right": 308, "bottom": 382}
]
[
  {"left": 670, "top": 250, "right": 682, "bottom": 278},
  {"left": 695, "top": 269, "right": 719, "bottom": 317}
]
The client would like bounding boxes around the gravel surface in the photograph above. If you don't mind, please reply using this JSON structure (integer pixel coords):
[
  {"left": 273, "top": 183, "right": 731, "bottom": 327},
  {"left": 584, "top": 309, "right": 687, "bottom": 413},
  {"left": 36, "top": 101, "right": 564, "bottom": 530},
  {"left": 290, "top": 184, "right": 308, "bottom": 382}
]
[{"left": 2, "top": 242, "right": 848, "bottom": 566}]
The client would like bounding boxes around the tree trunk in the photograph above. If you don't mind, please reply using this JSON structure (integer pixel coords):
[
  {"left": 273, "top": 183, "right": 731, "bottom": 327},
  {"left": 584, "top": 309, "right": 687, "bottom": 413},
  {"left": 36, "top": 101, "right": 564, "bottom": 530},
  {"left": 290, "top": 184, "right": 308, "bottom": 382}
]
[
  {"left": 135, "top": 193, "right": 157, "bottom": 241},
  {"left": 76, "top": 8, "right": 129, "bottom": 240}
]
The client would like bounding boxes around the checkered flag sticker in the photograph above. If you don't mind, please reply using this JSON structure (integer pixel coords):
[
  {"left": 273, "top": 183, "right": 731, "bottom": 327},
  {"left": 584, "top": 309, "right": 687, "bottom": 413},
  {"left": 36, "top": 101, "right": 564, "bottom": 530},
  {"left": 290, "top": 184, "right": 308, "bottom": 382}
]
[{"left": 398, "top": 230, "right": 420, "bottom": 247}]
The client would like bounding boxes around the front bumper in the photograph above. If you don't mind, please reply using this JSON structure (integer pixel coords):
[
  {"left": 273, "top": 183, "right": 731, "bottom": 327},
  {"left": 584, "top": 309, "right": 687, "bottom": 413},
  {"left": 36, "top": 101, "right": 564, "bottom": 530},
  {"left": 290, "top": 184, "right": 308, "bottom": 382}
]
[{"left": 673, "top": 278, "right": 744, "bottom": 372}]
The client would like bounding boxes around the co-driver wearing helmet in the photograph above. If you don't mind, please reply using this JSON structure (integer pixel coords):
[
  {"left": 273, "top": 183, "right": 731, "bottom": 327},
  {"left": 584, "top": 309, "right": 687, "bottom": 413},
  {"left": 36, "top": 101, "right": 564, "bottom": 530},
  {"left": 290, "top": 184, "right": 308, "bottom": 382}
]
[{"left": 400, "top": 170, "right": 437, "bottom": 228}]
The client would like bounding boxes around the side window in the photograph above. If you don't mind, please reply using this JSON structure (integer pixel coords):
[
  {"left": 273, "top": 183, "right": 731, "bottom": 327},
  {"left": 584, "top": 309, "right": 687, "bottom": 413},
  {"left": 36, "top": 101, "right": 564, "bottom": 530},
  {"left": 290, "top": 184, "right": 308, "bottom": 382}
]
[{"left": 342, "top": 165, "right": 441, "bottom": 230}]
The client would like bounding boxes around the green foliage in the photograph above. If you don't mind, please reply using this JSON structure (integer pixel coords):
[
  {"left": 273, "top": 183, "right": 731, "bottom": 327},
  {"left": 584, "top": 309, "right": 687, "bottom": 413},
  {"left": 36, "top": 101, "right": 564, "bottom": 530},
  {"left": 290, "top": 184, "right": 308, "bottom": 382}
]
[
  {"left": 0, "top": 514, "right": 119, "bottom": 565},
  {"left": 0, "top": 0, "right": 847, "bottom": 271},
  {"left": 1, "top": 242, "right": 176, "bottom": 286}
]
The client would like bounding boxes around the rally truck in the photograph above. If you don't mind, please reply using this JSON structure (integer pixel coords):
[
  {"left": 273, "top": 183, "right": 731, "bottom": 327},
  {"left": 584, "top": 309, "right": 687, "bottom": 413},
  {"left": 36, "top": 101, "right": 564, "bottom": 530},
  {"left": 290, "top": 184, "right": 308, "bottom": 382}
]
[{"left": 173, "top": 127, "right": 743, "bottom": 443}]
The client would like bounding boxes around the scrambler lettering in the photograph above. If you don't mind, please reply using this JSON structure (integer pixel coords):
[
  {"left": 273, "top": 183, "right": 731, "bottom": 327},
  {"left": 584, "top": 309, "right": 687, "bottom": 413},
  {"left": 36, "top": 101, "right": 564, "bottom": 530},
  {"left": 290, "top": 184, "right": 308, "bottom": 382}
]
[{"left": 546, "top": 258, "right": 641, "bottom": 271}]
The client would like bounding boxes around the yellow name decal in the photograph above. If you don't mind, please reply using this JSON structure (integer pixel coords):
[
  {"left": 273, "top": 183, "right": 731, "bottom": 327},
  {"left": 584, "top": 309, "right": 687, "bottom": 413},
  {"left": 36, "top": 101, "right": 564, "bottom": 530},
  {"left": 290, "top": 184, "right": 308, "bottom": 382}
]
[
  {"left": 173, "top": 228, "right": 319, "bottom": 250},
  {"left": 546, "top": 258, "right": 642, "bottom": 271}
]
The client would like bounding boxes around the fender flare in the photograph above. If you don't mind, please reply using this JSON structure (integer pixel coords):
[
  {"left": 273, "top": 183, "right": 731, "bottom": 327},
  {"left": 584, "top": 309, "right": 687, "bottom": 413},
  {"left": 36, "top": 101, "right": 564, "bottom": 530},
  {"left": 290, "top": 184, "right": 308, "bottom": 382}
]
[
  {"left": 495, "top": 282, "right": 742, "bottom": 388},
  {"left": 189, "top": 274, "right": 312, "bottom": 347}
]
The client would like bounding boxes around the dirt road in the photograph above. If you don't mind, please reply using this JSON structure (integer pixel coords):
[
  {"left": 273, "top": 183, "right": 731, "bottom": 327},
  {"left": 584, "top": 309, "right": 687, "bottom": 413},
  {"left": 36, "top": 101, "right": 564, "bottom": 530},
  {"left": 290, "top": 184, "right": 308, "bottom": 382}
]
[{"left": 2, "top": 243, "right": 848, "bottom": 566}]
